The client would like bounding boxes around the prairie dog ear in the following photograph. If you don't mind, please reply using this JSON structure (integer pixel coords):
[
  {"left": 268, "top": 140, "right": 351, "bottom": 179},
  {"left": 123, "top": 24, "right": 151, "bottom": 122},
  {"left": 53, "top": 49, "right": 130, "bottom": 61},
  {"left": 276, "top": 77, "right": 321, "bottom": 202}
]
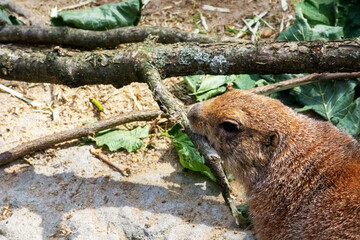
[{"left": 266, "top": 132, "right": 280, "bottom": 147}]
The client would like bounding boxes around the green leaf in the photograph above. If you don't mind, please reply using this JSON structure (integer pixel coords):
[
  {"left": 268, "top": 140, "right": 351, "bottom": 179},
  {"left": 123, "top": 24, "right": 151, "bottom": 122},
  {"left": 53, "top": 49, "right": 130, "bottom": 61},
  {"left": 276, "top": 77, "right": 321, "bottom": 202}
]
[
  {"left": 294, "top": 105, "right": 314, "bottom": 112},
  {"left": 51, "top": 0, "right": 142, "bottom": 30},
  {"left": 195, "top": 86, "right": 227, "bottom": 102},
  {"left": 294, "top": 0, "right": 336, "bottom": 27},
  {"left": 93, "top": 126, "right": 150, "bottom": 152},
  {"left": 335, "top": 0, "right": 351, "bottom": 27},
  {"left": 233, "top": 74, "right": 259, "bottom": 90},
  {"left": 183, "top": 75, "right": 202, "bottom": 93},
  {"left": 337, "top": 98, "right": 360, "bottom": 137},
  {"left": 311, "top": 24, "right": 344, "bottom": 40},
  {"left": 184, "top": 74, "right": 269, "bottom": 102},
  {"left": 341, "top": 2, "right": 360, "bottom": 37},
  {"left": 291, "top": 80, "right": 359, "bottom": 124},
  {"left": 168, "top": 124, "right": 216, "bottom": 182},
  {"left": 196, "top": 75, "right": 232, "bottom": 94},
  {"left": 273, "top": 74, "right": 296, "bottom": 82},
  {"left": 185, "top": 75, "right": 234, "bottom": 102},
  {"left": 237, "top": 202, "right": 251, "bottom": 223},
  {"left": 277, "top": 8, "right": 343, "bottom": 41},
  {"left": 0, "top": 9, "right": 22, "bottom": 25},
  {"left": 336, "top": 0, "right": 360, "bottom": 37}
]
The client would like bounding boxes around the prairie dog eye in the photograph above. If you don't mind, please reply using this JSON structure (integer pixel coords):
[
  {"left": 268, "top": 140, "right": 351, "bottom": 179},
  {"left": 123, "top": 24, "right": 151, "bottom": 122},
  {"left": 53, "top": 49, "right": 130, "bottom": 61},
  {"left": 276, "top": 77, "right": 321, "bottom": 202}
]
[{"left": 220, "top": 120, "right": 241, "bottom": 133}]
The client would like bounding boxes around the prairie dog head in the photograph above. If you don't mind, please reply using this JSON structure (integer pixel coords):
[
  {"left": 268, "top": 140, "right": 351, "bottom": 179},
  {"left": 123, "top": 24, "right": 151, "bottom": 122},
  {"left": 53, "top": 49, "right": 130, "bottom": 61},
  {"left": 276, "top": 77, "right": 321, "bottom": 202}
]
[{"left": 187, "top": 90, "right": 293, "bottom": 188}]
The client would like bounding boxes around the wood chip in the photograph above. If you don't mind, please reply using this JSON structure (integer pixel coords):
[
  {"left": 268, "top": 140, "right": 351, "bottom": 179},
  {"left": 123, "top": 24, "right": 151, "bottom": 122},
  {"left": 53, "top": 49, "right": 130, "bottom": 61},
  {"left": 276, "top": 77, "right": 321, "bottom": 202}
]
[{"left": 202, "top": 5, "right": 230, "bottom": 13}]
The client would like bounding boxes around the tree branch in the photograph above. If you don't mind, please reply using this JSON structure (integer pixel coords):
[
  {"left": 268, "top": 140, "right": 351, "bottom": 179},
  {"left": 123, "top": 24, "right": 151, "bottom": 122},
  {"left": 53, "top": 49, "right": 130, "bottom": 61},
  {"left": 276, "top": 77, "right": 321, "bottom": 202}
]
[
  {"left": 156, "top": 40, "right": 360, "bottom": 77},
  {"left": 251, "top": 72, "right": 360, "bottom": 95},
  {"left": 0, "top": 40, "right": 359, "bottom": 87},
  {"left": 0, "top": 110, "right": 163, "bottom": 166},
  {"left": 137, "top": 61, "right": 239, "bottom": 222},
  {"left": 0, "top": 25, "right": 222, "bottom": 48}
]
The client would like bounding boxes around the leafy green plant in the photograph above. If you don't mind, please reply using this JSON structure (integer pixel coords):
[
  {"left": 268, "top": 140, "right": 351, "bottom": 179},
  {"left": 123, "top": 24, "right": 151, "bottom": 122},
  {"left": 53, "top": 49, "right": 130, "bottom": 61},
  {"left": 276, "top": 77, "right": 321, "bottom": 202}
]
[
  {"left": 167, "top": 124, "right": 216, "bottom": 181},
  {"left": 184, "top": 74, "right": 270, "bottom": 102},
  {"left": 84, "top": 126, "right": 150, "bottom": 152},
  {"left": 277, "top": 8, "right": 343, "bottom": 41},
  {"left": 224, "top": 25, "right": 240, "bottom": 36},
  {"left": 237, "top": 202, "right": 251, "bottom": 223},
  {"left": 0, "top": 8, "right": 22, "bottom": 25},
  {"left": 192, "top": 13, "right": 200, "bottom": 30},
  {"left": 337, "top": 98, "right": 360, "bottom": 136},
  {"left": 51, "top": 0, "right": 142, "bottom": 30},
  {"left": 291, "top": 80, "right": 359, "bottom": 123},
  {"left": 278, "top": 0, "right": 360, "bottom": 40}
]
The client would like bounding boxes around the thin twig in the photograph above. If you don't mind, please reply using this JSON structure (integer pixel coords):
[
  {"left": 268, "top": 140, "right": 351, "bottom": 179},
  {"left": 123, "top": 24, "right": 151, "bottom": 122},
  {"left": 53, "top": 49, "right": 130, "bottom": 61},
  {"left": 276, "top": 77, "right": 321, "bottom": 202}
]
[
  {"left": 236, "top": 11, "right": 267, "bottom": 38},
  {"left": 128, "top": 86, "right": 142, "bottom": 111},
  {"left": 199, "top": 12, "right": 208, "bottom": 31},
  {"left": 256, "top": 14, "right": 274, "bottom": 30},
  {"left": 250, "top": 72, "right": 360, "bottom": 95},
  {"left": 90, "top": 148, "right": 129, "bottom": 176},
  {"left": 59, "top": 0, "right": 95, "bottom": 11},
  {"left": 0, "top": 83, "right": 41, "bottom": 107},
  {"left": 0, "top": 110, "right": 164, "bottom": 166}
]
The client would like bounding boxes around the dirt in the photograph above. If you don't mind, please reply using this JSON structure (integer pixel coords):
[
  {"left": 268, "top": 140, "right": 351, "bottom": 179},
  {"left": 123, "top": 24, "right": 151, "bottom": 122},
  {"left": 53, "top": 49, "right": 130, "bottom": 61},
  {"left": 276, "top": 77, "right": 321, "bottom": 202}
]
[{"left": 0, "top": 0, "right": 296, "bottom": 239}]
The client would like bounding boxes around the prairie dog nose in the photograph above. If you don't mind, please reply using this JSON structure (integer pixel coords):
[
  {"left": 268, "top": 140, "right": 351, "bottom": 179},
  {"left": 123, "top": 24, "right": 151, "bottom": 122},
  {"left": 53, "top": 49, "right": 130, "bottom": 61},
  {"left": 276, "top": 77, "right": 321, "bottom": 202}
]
[{"left": 187, "top": 102, "right": 203, "bottom": 123}]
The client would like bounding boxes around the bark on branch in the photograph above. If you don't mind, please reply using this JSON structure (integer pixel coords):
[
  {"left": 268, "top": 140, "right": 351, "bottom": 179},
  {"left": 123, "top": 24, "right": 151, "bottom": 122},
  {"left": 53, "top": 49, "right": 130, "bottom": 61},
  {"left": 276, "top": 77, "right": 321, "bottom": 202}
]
[
  {"left": 0, "top": 40, "right": 359, "bottom": 87},
  {"left": 0, "top": 25, "right": 222, "bottom": 48},
  {"left": 251, "top": 72, "right": 360, "bottom": 95},
  {"left": 0, "top": 110, "right": 163, "bottom": 166}
]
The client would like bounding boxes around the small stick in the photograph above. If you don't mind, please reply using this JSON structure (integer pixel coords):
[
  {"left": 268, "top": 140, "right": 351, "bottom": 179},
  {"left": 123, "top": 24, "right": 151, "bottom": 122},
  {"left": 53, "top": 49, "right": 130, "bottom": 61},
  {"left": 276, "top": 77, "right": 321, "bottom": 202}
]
[
  {"left": 281, "top": 0, "right": 289, "bottom": 11},
  {"left": 0, "top": 110, "right": 164, "bottom": 167},
  {"left": 0, "top": 83, "right": 41, "bottom": 107},
  {"left": 59, "top": 0, "right": 95, "bottom": 11},
  {"left": 128, "top": 86, "right": 142, "bottom": 111},
  {"left": 90, "top": 148, "right": 129, "bottom": 176},
  {"left": 256, "top": 14, "right": 274, "bottom": 30},
  {"left": 236, "top": 11, "right": 267, "bottom": 38},
  {"left": 199, "top": 12, "right": 208, "bottom": 31},
  {"left": 250, "top": 72, "right": 360, "bottom": 95}
]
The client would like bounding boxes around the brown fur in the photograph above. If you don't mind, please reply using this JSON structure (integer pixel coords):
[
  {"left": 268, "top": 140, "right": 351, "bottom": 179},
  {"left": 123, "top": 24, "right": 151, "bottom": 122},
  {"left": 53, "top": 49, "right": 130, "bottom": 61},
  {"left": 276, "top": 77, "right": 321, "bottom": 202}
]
[{"left": 187, "top": 90, "right": 360, "bottom": 239}]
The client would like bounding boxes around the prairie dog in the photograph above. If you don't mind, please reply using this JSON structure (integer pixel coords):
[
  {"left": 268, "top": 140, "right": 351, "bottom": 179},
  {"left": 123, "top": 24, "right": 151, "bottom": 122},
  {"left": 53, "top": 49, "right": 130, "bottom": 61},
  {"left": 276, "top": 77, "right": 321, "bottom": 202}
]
[{"left": 187, "top": 89, "right": 360, "bottom": 239}]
